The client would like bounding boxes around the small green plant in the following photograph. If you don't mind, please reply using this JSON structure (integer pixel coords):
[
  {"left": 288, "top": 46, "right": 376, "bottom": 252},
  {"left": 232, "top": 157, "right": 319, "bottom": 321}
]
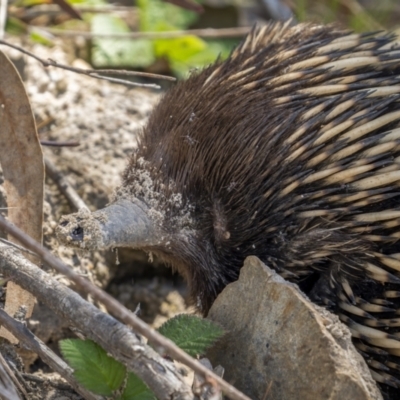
[
  {"left": 157, "top": 314, "right": 225, "bottom": 357},
  {"left": 60, "top": 314, "right": 225, "bottom": 399},
  {"left": 60, "top": 339, "right": 129, "bottom": 397}
]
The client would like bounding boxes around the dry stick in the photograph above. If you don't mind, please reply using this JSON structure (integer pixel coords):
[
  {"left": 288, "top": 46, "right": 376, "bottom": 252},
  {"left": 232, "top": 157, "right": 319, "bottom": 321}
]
[
  {"left": 40, "top": 140, "right": 80, "bottom": 147},
  {"left": 0, "top": 242, "right": 195, "bottom": 400},
  {"left": 52, "top": 0, "right": 82, "bottom": 20},
  {"left": 0, "top": 238, "right": 36, "bottom": 257},
  {"left": 0, "top": 308, "right": 103, "bottom": 400},
  {"left": 4, "top": 362, "right": 28, "bottom": 398},
  {"left": 0, "top": 40, "right": 176, "bottom": 88},
  {"left": 36, "top": 117, "right": 55, "bottom": 130},
  {"left": 0, "top": 217, "right": 252, "bottom": 400},
  {"left": 37, "top": 26, "right": 251, "bottom": 40},
  {"left": 45, "top": 158, "right": 88, "bottom": 211},
  {"left": 261, "top": 380, "right": 273, "bottom": 400},
  {"left": 9, "top": 4, "right": 138, "bottom": 17},
  {"left": 0, "top": 365, "right": 21, "bottom": 400},
  {"left": 0, "top": 352, "right": 23, "bottom": 400},
  {"left": 72, "top": 4, "right": 134, "bottom": 12}
]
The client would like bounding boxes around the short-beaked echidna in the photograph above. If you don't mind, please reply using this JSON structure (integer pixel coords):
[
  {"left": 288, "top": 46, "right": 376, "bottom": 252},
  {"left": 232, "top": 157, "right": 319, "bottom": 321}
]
[{"left": 57, "top": 21, "right": 400, "bottom": 395}]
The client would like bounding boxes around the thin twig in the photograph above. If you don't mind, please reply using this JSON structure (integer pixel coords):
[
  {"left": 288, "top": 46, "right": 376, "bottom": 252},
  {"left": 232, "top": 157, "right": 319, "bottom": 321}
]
[
  {"left": 44, "top": 158, "right": 88, "bottom": 211},
  {"left": 0, "top": 370, "right": 20, "bottom": 400},
  {"left": 90, "top": 73, "right": 155, "bottom": 87},
  {"left": 51, "top": 0, "right": 82, "bottom": 20},
  {"left": 34, "top": 26, "right": 251, "bottom": 40},
  {"left": 0, "top": 238, "right": 37, "bottom": 257},
  {"left": 76, "top": 68, "right": 171, "bottom": 79},
  {"left": 40, "top": 140, "right": 80, "bottom": 147},
  {"left": 4, "top": 363, "right": 29, "bottom": 399},
  {"left": 8, "top": 4, "right": 138, "bottom": 20},
  {"left": 73, "top": 4, "right": 134, "bottom": 12},
  {"left": 262, "top": 381, "right": 273, "bottom": 400},
  {"left": 0, "top": 40, "right": 176, "bottom": 88},
  {"left": 0, "top": 308, "right": 103, "bottom": 400},
  {"left": 0, "top": 0, "right": 6, "bottom": 39},
  {"left": 0, "top": 216, "right": 252, "bottom": 400},
  {"left": 0, "top": 352, "right": 24, "bottom": 400},
  {"left": 36, "top": 117, "right": 55, "bottom": 130}
]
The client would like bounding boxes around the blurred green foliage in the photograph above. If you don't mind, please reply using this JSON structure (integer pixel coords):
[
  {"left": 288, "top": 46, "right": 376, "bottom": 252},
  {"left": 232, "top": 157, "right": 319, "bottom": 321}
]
[
  {"left": 91, "top": 0, "right": 234, "bottom": 77},
  {"left": 294, "top": 0, "right": 396, "bottom": 32},
  {"left": 91, "top": 14, "right": 156, "bottom": 68},
  {"left": 7, "top": 0, "right": 236, "bottom": 76},
  {"left": 5, "top": 0, "right": 400, "bottom": 76}
]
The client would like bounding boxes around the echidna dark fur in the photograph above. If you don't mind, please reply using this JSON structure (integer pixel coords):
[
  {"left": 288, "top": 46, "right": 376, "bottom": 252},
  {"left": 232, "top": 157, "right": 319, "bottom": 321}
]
[{"left": 61, "top": 22, "right": 400, "bottom": 398}]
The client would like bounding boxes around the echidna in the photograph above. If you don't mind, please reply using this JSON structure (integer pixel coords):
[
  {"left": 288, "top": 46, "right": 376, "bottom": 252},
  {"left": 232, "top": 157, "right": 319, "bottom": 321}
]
[{"left": 57, "top": 21, "right": 400, "bottom": 396}]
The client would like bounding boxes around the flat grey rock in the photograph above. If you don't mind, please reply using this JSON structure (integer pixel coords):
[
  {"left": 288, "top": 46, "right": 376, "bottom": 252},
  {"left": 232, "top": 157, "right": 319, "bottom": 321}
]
[{"left": 207, "top": 256, "right": 382, "bottom": 400}]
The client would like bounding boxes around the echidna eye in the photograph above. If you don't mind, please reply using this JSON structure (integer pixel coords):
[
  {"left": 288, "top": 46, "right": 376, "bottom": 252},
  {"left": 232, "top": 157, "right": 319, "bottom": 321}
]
[{"left": 60, "top": 220, "right": 68, "bottom": 227}]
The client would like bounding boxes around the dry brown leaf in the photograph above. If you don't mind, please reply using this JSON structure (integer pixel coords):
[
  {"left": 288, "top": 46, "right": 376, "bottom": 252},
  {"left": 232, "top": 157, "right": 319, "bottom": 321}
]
[{"left": 0, "top": 50, "right": 44, "bottom": 343}]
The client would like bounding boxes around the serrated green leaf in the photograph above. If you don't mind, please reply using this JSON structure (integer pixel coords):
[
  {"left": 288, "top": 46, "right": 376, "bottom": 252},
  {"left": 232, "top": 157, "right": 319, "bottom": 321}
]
[
  {"left": 157, "top": 315, "right": 225, "bottom": 357},
  {"left": 119, "top": 372, "right": 156, "bottom": 400},
  {"left": 91, "top": 14, "right": 155, "bottom": 68},
  {"left": 60, "top": 339, "right": 126, "bottom": 396}
]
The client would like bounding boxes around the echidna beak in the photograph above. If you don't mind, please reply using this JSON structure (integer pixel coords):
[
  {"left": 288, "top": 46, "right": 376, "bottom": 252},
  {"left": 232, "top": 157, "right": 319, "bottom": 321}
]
[{"left": 56, "top": 199, "right": 161, "bottom": 250}]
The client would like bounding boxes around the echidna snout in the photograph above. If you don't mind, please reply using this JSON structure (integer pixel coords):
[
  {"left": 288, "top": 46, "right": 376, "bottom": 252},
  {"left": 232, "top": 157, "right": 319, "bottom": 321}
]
[
  {"left": 57, "top": 199, "right": 163, "bottom": 250},
  {"left": 59, "top": 22, "right": 400, "bottom": 397}
]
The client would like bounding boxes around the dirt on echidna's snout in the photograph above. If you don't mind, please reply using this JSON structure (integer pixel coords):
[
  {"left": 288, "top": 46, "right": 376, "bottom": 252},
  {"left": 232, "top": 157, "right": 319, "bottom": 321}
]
[{"left": 57, "top": 22, "right": 400, "bottom": 397}]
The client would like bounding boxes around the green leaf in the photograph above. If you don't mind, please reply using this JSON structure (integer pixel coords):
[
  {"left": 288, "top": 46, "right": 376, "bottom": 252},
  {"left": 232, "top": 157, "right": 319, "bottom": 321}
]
[
  {"left": 18, "top": 0, "right": 49, "bottom": 6},
  {"left": 119, "top": 372, "right": 156, "bottom": 400},
  {"left": 137, "top": 0, "right": 199, "bottom": 32},
  {"left": 157, "top": 314, "right": 225, "bottom": 357},
  {"left": 91, "top": 14, "right": 155, "bottom": 68},
  {"left": 5, "top": 17, "right": 27, "bottom": 35},
  {"left": 155, "top": 35, "right": 206, "bottom": 62},
  {"left": 349, "top": 13, "right": 373, "bottom": 32},
  {"left": 169, "top": 40, "right": 235, "bottom": 78},
  {"left": 67, "top": 0, "right": 106, "bottom": 5},
  {"left": 60, "top": 339, "right": 126, "bottom": 396},
  {"left": 30, "top": 31, "right": 54, "bottom": 46}
]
